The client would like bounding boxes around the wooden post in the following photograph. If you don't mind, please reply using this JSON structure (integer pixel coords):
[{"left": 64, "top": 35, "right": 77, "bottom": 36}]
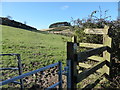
[
  {"left": 67, "top": 36, "right": 78, "bottom": 89},
  {"left": 72, "top": 36, "right": 78, "bottom": 86},
  {"left": 72, "top": 36, "right": 77, "bottom": 43},
  {"left": 103, "top": 25, "right": 113, "bottom": 77}
]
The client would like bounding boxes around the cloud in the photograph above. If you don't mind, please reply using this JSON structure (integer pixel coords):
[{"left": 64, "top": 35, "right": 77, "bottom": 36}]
[{"left": 61, "top": 5, "right": 69, "bottom": 10}]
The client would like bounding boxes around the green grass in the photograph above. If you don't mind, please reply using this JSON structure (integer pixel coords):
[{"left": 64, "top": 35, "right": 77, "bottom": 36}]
[{"left": 1, "top": 25, "right": 70, "bottom": 73}]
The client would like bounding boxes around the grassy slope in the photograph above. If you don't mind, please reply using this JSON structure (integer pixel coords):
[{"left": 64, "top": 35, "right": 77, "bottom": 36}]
[
  {"left": 1, "top": 25, "right": 115, "bottom": 88},
  {"left": 1, "top": 25, "right": 70, "bottom": 72}
]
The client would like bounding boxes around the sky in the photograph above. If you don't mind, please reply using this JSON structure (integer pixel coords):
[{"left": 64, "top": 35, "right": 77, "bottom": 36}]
[{"left": 1, "top": 2, "right": 118, "bottom": 30}]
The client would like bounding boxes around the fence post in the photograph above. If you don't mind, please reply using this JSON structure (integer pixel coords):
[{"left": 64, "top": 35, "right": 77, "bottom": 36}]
[
  {"left": 72, "top": 36, "right": 79, "bottom": 86},
  {"left": 103, "top": 25, "right": 113, "bottom": 77},
  {"left": 16, "top": 54, "right": 24, "bottom": 89},
  {"left": 67, "top": 36, "right": 78, "bottom": 90},
  {"left": 72, "top": 36, "right": 77, "bottom": 43}
]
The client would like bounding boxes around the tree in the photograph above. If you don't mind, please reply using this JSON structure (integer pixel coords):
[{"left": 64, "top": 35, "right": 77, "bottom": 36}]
[
  {"left": 6, "top": 15, "right": 12, "bottom": 20},
  {"left": 71, "top": 8, "right": 120, "bottom": 63},
  {"left": 49, "top": 22, "right": 71, "bottom": 28},
  {"left": 24, "top": 21, "right": 27, "bottom": 25}
]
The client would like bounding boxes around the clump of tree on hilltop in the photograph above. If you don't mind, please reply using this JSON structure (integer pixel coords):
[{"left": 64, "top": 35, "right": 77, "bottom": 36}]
[{"left": 49, "top": 22, "right": 71, "bottom": 28}]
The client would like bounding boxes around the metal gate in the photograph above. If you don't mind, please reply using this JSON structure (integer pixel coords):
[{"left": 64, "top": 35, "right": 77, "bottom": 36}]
[
  {"left": 0, "top": 54, "right": 24, "bottom": 89},
  {"left": 0, "top": 57, "right": 62, "bottom": 90}
]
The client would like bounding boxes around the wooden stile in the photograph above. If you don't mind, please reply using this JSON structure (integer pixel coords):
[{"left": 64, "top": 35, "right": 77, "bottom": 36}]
[{"left": 66, "top": 25, "right": 113, "bottom": 89}]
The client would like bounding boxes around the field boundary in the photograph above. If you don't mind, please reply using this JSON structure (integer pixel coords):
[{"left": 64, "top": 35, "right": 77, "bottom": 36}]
[{"left": 66, "top": 25, "right": 113, "bottom": 89}]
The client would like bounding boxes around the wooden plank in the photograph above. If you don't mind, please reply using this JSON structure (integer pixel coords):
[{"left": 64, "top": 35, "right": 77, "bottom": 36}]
[
  {"left": 80, "top": 43, "right": 104, "bottom": 48},
  {"left": 97, "top": 65, "right": 108, "bottom": 74},
  {"left": 88, "top": 56, "right": 104, "bottom": 62},
  {"left": 103, "top": 35, "right": 112, "bottom": 48},
  {"left": 67, "top": 42, "right": 77, "bottom": 89},
  {"left": 78, "top": 70, "right": 82, "bottom": 73},
  {"left": 78, "top": 63, "right": 92, "bottom": 68},
  {"left": 103, "top": 33, "right": 112, "bottom": 76},
  {"left": 83, "top": 65, "right": 108, "bottom": 89},
  {"left": 84, "top": 28, "right": 106, "bottom": 34},
  {"left": 84, "top": 25, "right": 109, "bottom": 35},
  {"left": 77, "top": 46, "right": 107, "bottom": 62},
  {"left": 82, "top": 71, "right": 105, "bottom": 89},
  {"left": 72, "top": 36, "right": 77, "bottom": 43},
  {"left": 78, "top": 65, "right": 105, "bottom": 74},
  {"left": 77, "top": 60, "right": 106, "bottom": 83}
]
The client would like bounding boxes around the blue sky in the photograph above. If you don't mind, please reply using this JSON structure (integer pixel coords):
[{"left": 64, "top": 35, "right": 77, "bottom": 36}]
[{"left": 1, "top": 2, "right": 118, "bottom": 29}]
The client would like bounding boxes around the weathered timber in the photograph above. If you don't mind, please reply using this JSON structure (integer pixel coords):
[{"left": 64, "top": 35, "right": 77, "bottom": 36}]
[
  {"left": 78, "top": 63, "right": 92, "bottom": 69},
  {"left": 77, "top": 60, "right": 106, "bottom": 83},
  {"left": 77, "top": 46, "right": 107, "bottom": 62},
  {"left": 82, "top": 70, "right": 105, "bottom": 89},
  {"left": 97, "top": 65, "right": 108, "bottom": 74},
  {"left": 72, "top": 36, "right": 77, "bottom": 43},
  {"left": 84, "top": 29, "right": 106, "bottom": 34},
  {"left": 79, "top": 43, "right": 104, "bottom": 48},
  {"left": 67, "top": 42, "right": 77, "bottom": 89},
  {"left": 78, "top": 70, "right": 82, "bottom": 73},
  {"left": 84, "top": 25, "right": 109, "bottom": 35},
  {"left": 88, "top": 56, "right": 104, "bottom": 62},
  {"left": 103, "top": 25, "right": 113, "bottom": 77},
  {"left": 66, "top": 26, "right": 112, "bottom": 88}
]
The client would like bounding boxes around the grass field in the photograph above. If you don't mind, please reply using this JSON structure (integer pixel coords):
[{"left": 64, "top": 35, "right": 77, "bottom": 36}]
[
  {"left": 1, "top": 25, "right": 118, "bottom": 89},
  {"left": 1, "top": 25, "right": 70, "bottom": 74}
]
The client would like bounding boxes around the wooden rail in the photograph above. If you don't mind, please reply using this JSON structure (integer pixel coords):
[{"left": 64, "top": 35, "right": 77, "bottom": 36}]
[
  {"left": 79, "top": 43, "right": 104, "bottom": 48},
  {"left": 77, "top": 60, "right": 106, "bottom": 83},
  {"left": 88, "top": 56, "right": 104, "bottom": 62},
  {"left": 77, "top": 46, "right": 107, "bottom": 61}
]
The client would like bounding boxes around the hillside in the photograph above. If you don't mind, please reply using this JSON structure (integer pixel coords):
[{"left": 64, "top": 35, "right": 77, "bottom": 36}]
[
  {"left": 1, "top": 25, "right": 70, "bottom": 84},
  {"left": 1, "top": 17, "right": 37, "bottom": 31},
  {"left": 40, "top": 26, "right": 73, "bottom": 36},
  {"left": 40, "top": 26, "right": 70, "bottom": 31}
]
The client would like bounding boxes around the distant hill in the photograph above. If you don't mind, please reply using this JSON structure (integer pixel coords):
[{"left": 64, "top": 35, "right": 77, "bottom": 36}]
[
  {"left": 0, "top": 17, "right": 37, "bottom": 31},
  {"left": 40, "top": 28, "right": 55, "bottom": 31},
  {"left": 40, "top": 26, "right": 73, "bottom": 36},
  {"left": 40, "top": 26, "right": 70, "bottom": 31}
]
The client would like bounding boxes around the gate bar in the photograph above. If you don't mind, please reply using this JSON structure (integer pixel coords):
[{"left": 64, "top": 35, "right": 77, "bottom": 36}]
[
  {"left": 58, "top": 61, "right": 62, "bottom": 89},
  {"left": 0, "top": 62, "right": 59, "bottom": 86}
]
